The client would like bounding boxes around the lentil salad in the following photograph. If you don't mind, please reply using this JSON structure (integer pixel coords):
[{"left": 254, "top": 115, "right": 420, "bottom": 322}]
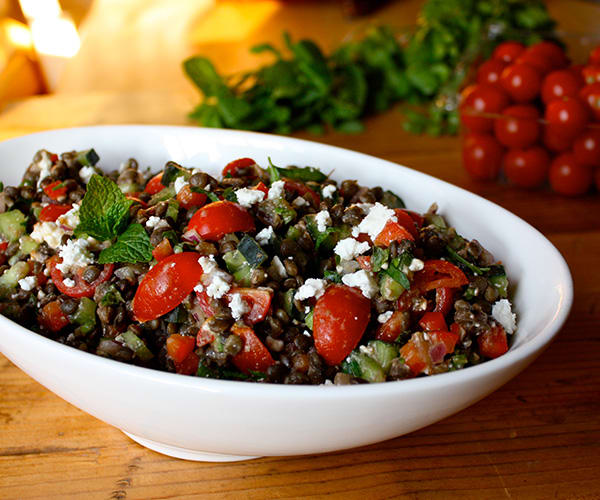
[{"left": 0, "top": 149, "right": 517, "bottom": 384}]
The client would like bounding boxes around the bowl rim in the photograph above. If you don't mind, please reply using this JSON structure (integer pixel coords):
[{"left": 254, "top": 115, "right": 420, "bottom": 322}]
[{"left": 0, "top": 125, "right": 574, "bottom": 399}]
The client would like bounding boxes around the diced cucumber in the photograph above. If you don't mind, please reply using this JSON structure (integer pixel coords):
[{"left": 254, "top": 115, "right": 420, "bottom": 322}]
[
  {"left": 380, "top": 190, "right": 405, "bottom": 209},
  {"left": 424, "top": 213, "right": 447, "bottom": 229},
  {"left": 166, "top": 200, "right": 180, "bottom": 222},
  {"left": 0, "top": 261, "right": 29, "bottom": 298},
  {"left": 72, "top": 297, "right": 96, "bottom": 334},
  {"left": 304, "top": 309, "right": 314, "bottom": 330},
  {"left": 342, "top": 351, "right": 386, "bottom": 383},
  {"left": 285, "top": 225, "right": 301, "bottom": 241},
  {"left": 116, "top": 330, "right": 154, "bottom": 361},
  {"left": 489, "top": 265, "right": 508, "bottom": 298},
  {"left": 76, "top": 148, "right": 99, "bottom": 167},
  {"left": 238, "top": 235, "right": 268, "bottom": 267},
  {"left": 223, "top": 249, "right": 252, "bottom": 286},
  {"left": 263, "top": 198, "right": 295, "bottom": 225},
  {"left": 379, "top": 273, "right": 405, "bottom": 301},
  {"left": 19, "top": 235, "right": 39, "bottom": 255},
  {"left": 149, "top": 185, "right": 175, "bottom": 205},
  {"left": 0, "top": 210, "right": 27, "bottom": 243},
  {"left": 367, "top": 340, "right": 399, "bottom": 373}
]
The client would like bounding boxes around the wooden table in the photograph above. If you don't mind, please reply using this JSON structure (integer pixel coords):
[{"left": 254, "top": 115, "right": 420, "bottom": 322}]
[{"left": 1, "top": 1, "right": 599, "bottom": 498}]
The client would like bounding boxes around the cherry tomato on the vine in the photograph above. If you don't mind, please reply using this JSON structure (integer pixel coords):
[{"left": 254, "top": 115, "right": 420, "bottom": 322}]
[
  {"left": 544, "top": 98, "right": 590, "bottom": 141},
  {"left": 573, "top": 130, "right": 600, "bottom": 167},
  {"left": 503, "top": 146, "right": 550, "bottom": 188},
  {"left": 492, "top": 41, "right": 525, "bottom": 64},
  {"left": 549, "top": 153, "right": 594, "bottom": 196},
  {"left": 459, "top": 84, "right": 510, "bottom": 132},
  {"left": 589, "top": 46, "right": 600, "bottom": 66},
  {"left": 579, "top": 83, "right": 600, "bottom": 121},
  {"left": 541, "top": 69, "right": 584, "bottom": 104},
  {"left": 493, "top": 105, "right": 540, "bottom": 149},
  {"left": 476, "top": 59, "right": 507, "bottom": 88},
  {"left": 462, "top": 133, "right": 504, "bottom": 181},
  {"left": 500, "top": 63, "right": 542, "bottom": 103}
]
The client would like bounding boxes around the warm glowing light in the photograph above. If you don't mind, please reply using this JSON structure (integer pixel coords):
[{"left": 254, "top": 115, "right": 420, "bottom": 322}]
[
  {"left": 19, "top": 0, "right": 61, "bottom": 20},
  {"left": 4, "top": 19, "right": 32, "bottom": 50},
  {"left": 30, "top": 16, "right": 80, "bottom": 57}
]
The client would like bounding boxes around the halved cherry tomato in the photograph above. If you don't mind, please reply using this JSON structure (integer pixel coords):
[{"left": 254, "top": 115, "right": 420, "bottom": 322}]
[
  {"left": 313, "top": 284, "right": 371, "bottom": 365},
  {"left": 226, "top": 287, "right": 273, "bottom": 325},
  {"left": 374, "top": 217, "right": 414, "bottom": 247},
  {"left": 583, "top": 65, "right": 600, "bottom": 85},
  {"left": 166, "top": 334, "right": 196, "bottom": 364},
  {"left": 176, "top": 184, "right": 207, "bottom": 209},
  {"left": 413, "top": 260, "right": 469, "bottom": 293},
  {"left": 253, "top": 181, "right": 269, "bottom": 196},
  {"left": 394, "top": 209, "right": 419, "bottom": 239},
  {"left": 152, "top": 238, "right": 173, "bottom": 261},
  {"left": 283, "top": 179, "right": 320, "bottom": 207},
  {"left": 231, "top": 324, "right": 275, "bottom": 373},
  {"left": 144, "top": 172, "right": 164, "bottom": 195},
  {"left": 492, "top": 41, "right": 525, "bottom": 64},
  {"left": 39, "top": 204, "right": 72, "bottom": 222},
  {"left": 43, "top": 181, "right": 67, "bottom": 201},
  {"left": 418, "top": 311, "right": 448, "bottom": 332},
  {"left": 39, "top": 300, "right": 70, "bottom": 332},
  {"left": 478, "top": 324, "right": 509, "bottom": 358},
  {"left": 375, "top": 311, "right": 409, "bottom": 342},
  {"left": 174, "top": 352, "right": 200, "bottom": 375},
  {"left": 187, "top": 201, "right": 255, "bottom": 242},
  {"left": 402, "top": 209, "right": 424, "bottom": 228},
  {"left": 48, "top": 255, "right": 114, "bottom": 299},
  {"left": 222, "top": 158, "right": 257, "bottom": 178},
  {"left": 132, "top": 252, "right": 204, "bottom": 322},
  {"left": 433, "top": 287, "right": 454, "bottom": 316},
  {"left": 356, "top": 255, "right": 372, "bottom": 271}
]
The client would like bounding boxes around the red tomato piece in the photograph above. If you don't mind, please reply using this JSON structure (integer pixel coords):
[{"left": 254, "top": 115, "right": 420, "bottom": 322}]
[
  {"left": 48, "top": 255, "right": 113, "bottom": 298},
  {"left": 493, "top": 105, "right": 540, "bottom": 149},
  {"left": 195, "top": 288, "right": 216, "bottom": 317},
  {"left": 574, "top": 130, "right": 600, "bottom": 167},
  {"left": 545, "top": 98, "right": 590, "bottom": 141},
  {"left": 356, "top": 255, "right": 372, "bottom": 271},
  {"left": 429, "top": 329, "right": 459, "bottom": 356},
  {"left": 283, "top": 179, "right": 320, "bottom": 207},
  {"left": 396, "top": 288, "right": 421, "bottom": 313},
  {"left": 176, "top": 184, "right": 207, "bottom": 209},
  {"left": 413, "top": 260, "right": 469, "bottom": 293},
  {"left": 187, "top": 201, "right": 255, "bottom": 242},
  {"left": 39, "top": 300, "right": 70, "bottom": 332},
  {"left": 166, "top": 334, "right": 196, "bottom": 364},
  {"left": 43, "top": 180, "right": 67, "bottom": 201},
  {"left": 433, "top": 287, "right": 454, "bottom": 316},
  {"left": 132, "top": 252, "right": 204, "bottom": 322},
  {"left": 462, "top": 133, "right": 504, "bottom": 181},
  {"left": 549, "top": 153, "right": 593, "bottom": 196},
  {"left": 222, "top": 158, "right": 257, "bottom": 178},
  {"left": 459, "top": 84, "right": 510, "bottom": 132},
  {"left": 144, "top": 172, "right": 164, "bottom": 195},
  {"left": 375, "top": 311, "right": 408, "bottom": 342},
  {"left": 499, "top": 63, "right": 542, "bottom": 103},
  {"left": 419, "top": 311, "right": 448, "bottom": 332},
  {"left": 492, "top": 41, "right": 525, "bottom": 64},
  {"left": 478, "top": 324, "right": 509, "bottom": 359},
  {"left": 400, "top": 333, "right": 431, "bottom": 375},
  {"left": 253, "top": 181, "right": 269, "bottom": 196},
  {"left": 374, "top": 218, "right": 414, "bottom": 247},
  {"left": 0, "top": 241, "right": 7, "bottom": 265},
  {"left": 313, "top": 284, "right": 371, "bottom": 366},
  {"left": 39, "top": 204, "right": 72, "bottom": 222},
  {"left": 503, "top": 146, "right": 551, "bottom": 188},
  {"left": 231, "top": 324, "right": 275, "bottom": 374},
  {"left": 476, "top": 59, "right": 507, "bottom": 88},
  {"left": 152, "top": 237, "right": 173, "bottom": 261},
  {"left": 402, "top": 209, "right": 424, "bottom": 228},
  {"left": 226, "top": 287, "right": 273, "bottom": 325},
  {"left": 579, "top": 83, "right": 600, "bottom": 121},
  {"left": 174, "top": 352, "right": 200, "bottom": 375},
  {"left": 541, "top": 69, "right": 584, "bottom": 104},
  {"left": 583, "top": 65, "right": 600, "bottom": 85}
]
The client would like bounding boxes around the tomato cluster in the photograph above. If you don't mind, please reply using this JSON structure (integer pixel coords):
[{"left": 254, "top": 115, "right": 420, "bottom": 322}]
[{"left": 460, "top": 41, "right": 600, "bottom": 196}]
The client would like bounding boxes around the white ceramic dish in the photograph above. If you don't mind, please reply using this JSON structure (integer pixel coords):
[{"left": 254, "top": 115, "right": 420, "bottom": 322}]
[{"left": 0, "top": 126, "right": 572, "bottom": 462}]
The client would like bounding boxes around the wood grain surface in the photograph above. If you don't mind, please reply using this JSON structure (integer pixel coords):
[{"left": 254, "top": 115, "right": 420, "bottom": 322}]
[{"left": 1, "top": 1, "right": 599, "bottom": 498}]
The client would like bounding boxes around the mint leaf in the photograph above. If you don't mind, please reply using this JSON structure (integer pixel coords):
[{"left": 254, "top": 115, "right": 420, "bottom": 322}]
[
  {"left": 98, "top": 223, "right": 153, "bottom": 264},
  {"left": 75, "top": 174, "right": 132, "bottom": 241}
]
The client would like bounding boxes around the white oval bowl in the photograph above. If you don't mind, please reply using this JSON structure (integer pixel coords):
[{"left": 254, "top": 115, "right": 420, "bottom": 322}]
[{"left": 0, "top": 126, "right": 572, "bottom": 461}]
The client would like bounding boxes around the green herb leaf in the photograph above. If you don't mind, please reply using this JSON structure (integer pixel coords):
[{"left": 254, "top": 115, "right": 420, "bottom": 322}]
[
  {"left": 385, "top": 256, "right": 411, "bottom": 290},
  {"left": 275, "top": 165, "right": 326, "bottom": 182},
  {"left": 267, "top": 157, "right": 281, "bottom": 183},
  {"left": 74, "top": 174, "right": 132, "bottom": 241},
  {"left": 371, "top": 246, "right": 389, "bottom": 272},
  {"left": 222, "top": 187, "right": 238, "bottom": 203},
  {"left": 191, "top": 186, "right": 219, "bottom": 202},
  {"left": 161, "top": 161, "right": 189, "bottom": 187},
  {"left": 98, "top": 223, "right": 153, "bottom": 264},
  {"left": 323, "top": 269, "right": 342, "bottom": 283},
  {"left": 446, "top": 245, "right": 490, "bottom": 275}
]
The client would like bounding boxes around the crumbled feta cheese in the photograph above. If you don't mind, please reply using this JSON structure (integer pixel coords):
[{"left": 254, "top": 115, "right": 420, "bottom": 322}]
[
  {"left": 62, "top": 278, "right": 76, "bottom": 288},
  {"left": 294, "top": 278, "right": 327, "bottom": 301},
  {"left": 408, "top": 258, "right": 424, "bottom": 272},
  {"left": 56, "top": 238, "right": 94, "bottom": 274},
  {"left": 30, "top": 222, "right": 65, "bottom": 249},
  {"left": 198, "top": 255, "right": 218, "bottom": 274},
  {"left": 229, "top": 293, "right": 250, "bottom": 320},
  {"left": 292, "top": 196, "right": 308, "bottom": 207},
  {"left": 235, "top": 188, "right": 265, "bottom": 208},
  {"left": 268, "top": 180, "right": 286, "bottom": 200},
  {"left": 341, "top": 269, "right": 378, "bottom": 299},
  {"left": 146, "top": 216, "right": 162, "bottom": 228},
  {"left": 351, "top": 202, "right": 396, "bottom": 240},
  {"left": 37, "top": 290, "right": 46, "bottom": 300},
  {"left": 492, "top": 299, "right": 517, "bottom": 334},
  {"left": 377, "top": 311, "right": 394, "bottom": 324},
  {"left": 255, "top": 226, "right": 275, "bottom": 246},
  {"left": 174, "top": 176, "right": 188, "bottom": 194},
  {"left": 271, "top": 255, "right": 287, "bottom": 278},
  {"left": 322, "top": 184, "right": 336, "bottom": 198},
  {"left": 206, "top": 275, "right": 231, "bottom": 299},
  {"left": 57, "top": 204, "right": 80, "bottom": 230},
  {"left": 305, "top": 306, "right": 311, "bottom": 314},
  {"left": 315, "top": 210, "right": 331, "bottom": 233},
  {"left": 359, "top": 344, "right": 375, "bottom": 356},
  {"left": 18, "top": 276, "right": 37, "bottom": 291},
  {"left": 36, "top": 151, "right": 53, "bottom": 188},
  {"left": 302, "top": 330, "right": 312, "bottom": 337},
  {"left": 334, "top": 237, "right": 370, "bottom": 261},
  {"left": 193, "top": 283, "right": 204, "bottom": 293},
  {"left": 79, "top": 166, "right": 96, "bottom": 184},
  {"left": 355, "top": 203, "right": 374, "bottom": 213},
  {"left": 198, "top": 255, "right": 232, "bottom": 299}
]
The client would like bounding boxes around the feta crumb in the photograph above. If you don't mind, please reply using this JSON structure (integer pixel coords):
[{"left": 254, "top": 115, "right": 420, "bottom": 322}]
[
  {"left": 341, "top": 269, "right": 378, "bottom": 299},
  {"left": 198, "top": 255, "right": 218, "bottom": 274},
  {"left": 302, "top": 330, "right": 312, "bottom": 337},
  {"left": 206, "top": 275, "right": 231, "bottom": 299},
  {"left": 56, "top": 238, "right": 94, "bottom": 274},
  {"left": 322, "top": 184, "right": 336, "bottom": 199},
  {"left": 229, "top": 293, "right": 250, "bottom": 320},
  {"left": 30, "top": 221, "right": 66, "bottom": 249},
  {"left": 256, "top": 226, "right": 275, "bottom": 246},
  {"left": 305, "top": 306, "right": 311, "bottom": 314},
  {"left": 235, "top": 188, "right": 265, "bottom": 208},
  {"left": 315, "top": 210, "right": 331, "bottom": 233},
  {"left": 62, "top": 278, "right": 76, "bottom": 288},
  {"left": 271, "top": 255, "right": 287, "bottom": 278},
  {"left": 193, "top": 283, "right": 204, "bottom": 293},
  {"left": 377, "top": 311, "right": 394, "bottom": 324},
  {"left": 268, "top": 180, "right": 286, "bottom": 200},
  {"left": 37, "top": 290, "right": 46, "bottom": 300},
  {"left": 174, "top": 176, "right": 188, "bottom": 194},
  {"left": 491, "top": 299, "right": 517, "bottom": 334},
  {"left": 352, "top": 202, "right": 396, "bottom": 241},
  {"left": 18, "top": 276, "right": 37, "bottom": 291},
  {"left": 408, "top": 258, "right": 424, "bottom": 272},
  {"left": 146, "top": 216, "right": 162, "bottom": 228},
  {"left": 36, "top": 151, "right": 53, "bottom": 188},
  {"left": 292, "top": 196, "right": 308, "bottom": 207},
  {"left": 323, "top": 379, "right": 333, "bottom": 385},
  {"left": 334, "top": 237, "right": 370, "bottom": 261},
  {"left": 57, "top": 204, "right": 80, "bottom": 230},
  {"left": 294, "top": 278, "right": 327, "bottom": 301},
  {"left": 79, "top": 166, "right": 96, "bottom": 184}
]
